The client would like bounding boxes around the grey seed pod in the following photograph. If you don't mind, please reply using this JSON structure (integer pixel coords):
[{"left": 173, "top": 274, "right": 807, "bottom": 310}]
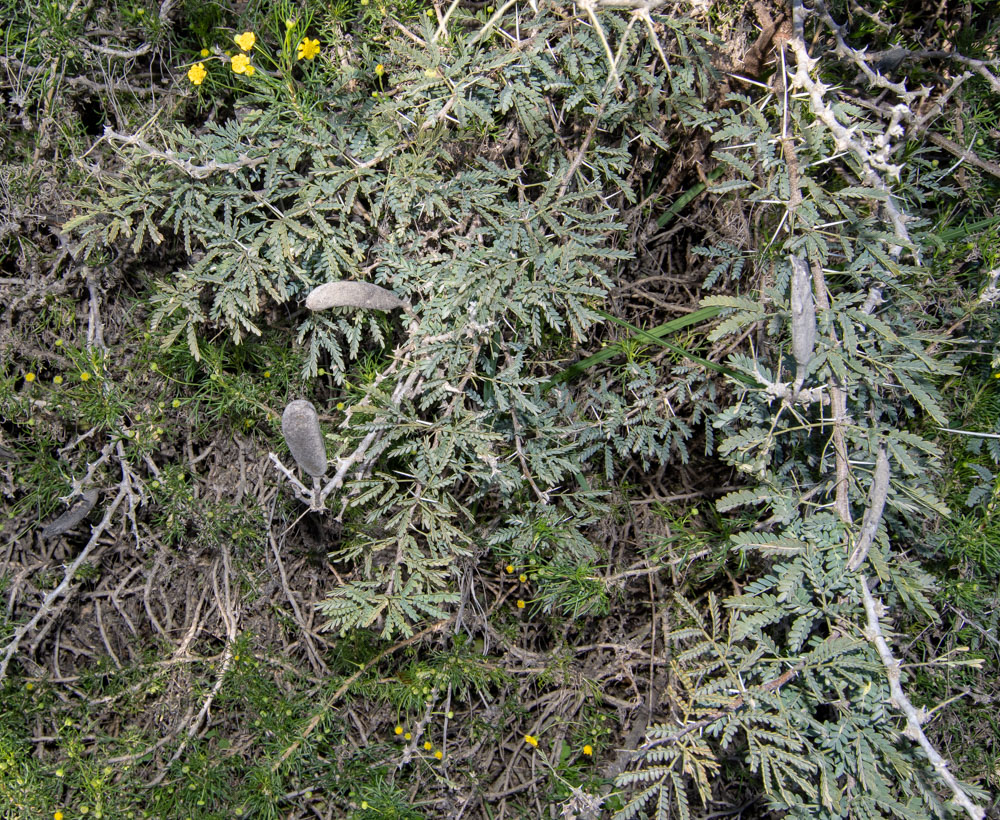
[
  {"left": 305, "top": 281, "right": 406, "bottom": 312},
  {"left": 41, "top": 489, "right": 99, "bottom": 539},
  {"left": 789, "top": 256, "right": 817, "bottom": 371},
  {"left": 282, "top": 400, "right": 327, "bottom": 478}
]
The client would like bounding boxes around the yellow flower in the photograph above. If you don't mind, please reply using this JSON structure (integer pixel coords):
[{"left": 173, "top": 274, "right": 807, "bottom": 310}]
[
  {"left": 426, "top": 8, "right": 434, "bottom": 16},
  {"left": 54, "top": 813, "right": 64, "bottom": 820},
  {"left": 245, "top": 64, "right": 256, "bottom": 76},
  {"left": 234, "top": 31, "right": 255, "bottom": 51},
  {"left": 188, "top": 61, "right": 207, "bottom": 83},
  {"left": 518, "top": 573, "right": 527, "bottom": 583},
  {"left": 171, "top": 399, "right": 180, "bottom": 408},
  {"left": 80, "top": 372, "right": 91, "bottom": 381},
  {"left": 423, "top": 741, "right": 432, "bottom": 751},
  {"left": 434, "top": 749, "right": 443, "bottom": 760},
  {"left": 505, "top": 564, "right": 514, "bottom": 574},
  {"left": 375, "top": 63, "right": 385, "bottom": 77},
  {"left": 516, "top": 599, "right": 525, "bottom": 609},
  {"left": 582, "top": 744, "right": 593, "bottom": 756},
  {"left": 285, "top": 19, "right": 296, "bottom": 29},
  {"left": 524, "top": 734, "right": 538, "bottom": 747},
  {"left": 297, "top": 37, "right": 320, "bottom": 60},
  {"left": 404, "top": 732, "right": 412, "bottom": 740},
  {"left": 395, "top": 726, "right": 403, "bottom": 735},
  {"left": 231, "top": 53, "right": 251, "bottom": 74},
  {"left": 24, "top": 372, "right": 35, "bottom": 382},
  {"left": 200, "top": 48, "right": 210, "bottom": 57}
]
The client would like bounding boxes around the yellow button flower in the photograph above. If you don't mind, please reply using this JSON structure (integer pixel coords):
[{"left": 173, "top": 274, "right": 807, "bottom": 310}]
[
  {"left": 434, "top": 749, "right": 443, "bottom": 760},
  {"left": 188, "top": 62, "right": 207, "bottom": 85},
  {"left": 234, "top": 31, "right": 255, "bottom": 51},
  {"left": 423, "top": 741, "right": 432, "bottom": 751},
  {"left": 297, "top": 37, "right": 320, "bottom": 60},
  {"left": 53, "top": 375, "right": 63, "bottom": 385},
  {"left": 516, "top": 599, "right": 525, "bottom": 609},
  {"left": 231, "top": 53, "right": 251, "bottom": 74},
  {"left": 24, "top": 372, "right": 35, "bottom": 382},
  {"left": 375, "top": 63, "right": 385, "bottom": 77},
  {"left": 245, "top": 64, "right": 256, "bottom": 76},
  {"left": 505, "top": 564, "right": 514, "bottom": 574},
  {"left": 395, "top": 726, "right": 403, "bottom": 735},
  {"left": 524, "top": 734, "right": 538, "bottom": 747},
  {"left": 80, "top": 372, "right": 91, "bottom": 381},
  {"left": 200, "top": 48, "right": 210, "bottom": 57},
  {"left": 518, "top": 573, "right": 527, "bottom": 583},
  {"left": 582, "top": 744, "right": 593, "bottom": 756}
]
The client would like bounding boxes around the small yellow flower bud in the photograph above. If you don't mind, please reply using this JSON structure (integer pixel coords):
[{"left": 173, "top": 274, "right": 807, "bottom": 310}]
[
  {"left": 505, "top": 564, "right": 514, "bottom": 574},
  {"left": 518, "top": 574, "right": 527, "bottom": 583},
  {"left": 423, "top": 741, "right": 432, "bottom": 750},
  {"left": 23, "top": 372, "right": 35, "bottom": 382},
  {"left": 516, "top": 599, "right": 525, "bottom": 609},
  {"left": 395, "top": 726, "right": 403, "bottom": 735},
  {"left": 434, "top": 749, "right": 443, "bottom": 760},
  {"left": 53, "top": 375, "right": 63, "bottom": 384},
  {"left": 80, "top": 372, "right": 91, "bottom": 381},
  {"left": 524, "top": 734, "right": 538, "bottom": 747},
  {"left": 404, "top": 732, "right": 412, "bottom": 740},
  {"left": 200, "top": 48, "right": 210, "bottom": 57},
  {"left": 583, "top": 744, "right": 593, "bottom": 756}
]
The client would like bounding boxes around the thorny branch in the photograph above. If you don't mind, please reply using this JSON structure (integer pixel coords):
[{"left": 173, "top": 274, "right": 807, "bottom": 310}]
[
  {"left": 102, "top": 127, "right": 268, "bottom": 179},
  {"left": 860, "top": 580, "right": 985, "bottom": 820},
  {"left": 781, "top": 10, "right": 987, "bottom": 816}
]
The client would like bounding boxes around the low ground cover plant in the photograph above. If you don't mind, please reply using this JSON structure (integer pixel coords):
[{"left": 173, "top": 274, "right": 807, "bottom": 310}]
[{"left": 1, "top": 0, "right": 998, "bottom": 817}]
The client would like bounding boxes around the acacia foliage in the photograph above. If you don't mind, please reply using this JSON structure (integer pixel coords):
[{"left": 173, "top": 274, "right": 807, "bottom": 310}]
[
  {"left": 63, "top": 1, "right": 990, "bottom": 817},
  {"left": 68, "top": 8, "right": 717, "bottom": 638}
]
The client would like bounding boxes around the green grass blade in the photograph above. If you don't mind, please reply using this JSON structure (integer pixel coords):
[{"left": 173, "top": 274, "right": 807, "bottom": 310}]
[
  {"left": 547, "top": 305, "right": 759, "bottom": 390},
  {"left": 657, "top": 168, "right": 725, "bottom": 228}
]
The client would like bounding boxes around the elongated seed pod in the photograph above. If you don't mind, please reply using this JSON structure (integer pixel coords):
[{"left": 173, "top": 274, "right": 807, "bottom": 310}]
[
  {"left": 282, "top": 400, "right": 327, "bottom": 478},
  {"left": 305, "top": 281, "right": 406, "bottom": 312},
  {"left": 41, "top": 489, "right": 99, "bottom": 539},
  {"left": 789, "top": 256, "right": 817, "bottom": 371}
]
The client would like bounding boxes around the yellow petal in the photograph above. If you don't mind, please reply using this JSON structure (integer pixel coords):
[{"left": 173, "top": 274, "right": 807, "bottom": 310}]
[{"left": 234, "top": 31, "right": 255, "bottom": 51}]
